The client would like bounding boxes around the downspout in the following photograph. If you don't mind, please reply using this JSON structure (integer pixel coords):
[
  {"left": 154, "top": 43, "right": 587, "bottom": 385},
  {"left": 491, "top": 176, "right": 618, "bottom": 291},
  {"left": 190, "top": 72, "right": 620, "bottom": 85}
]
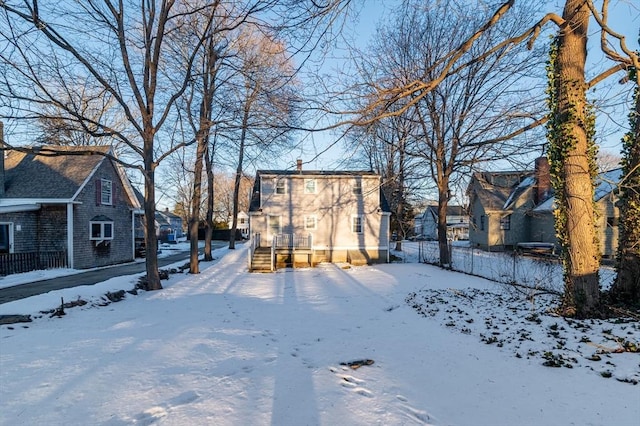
[{"left": 67, "top": 203, "right": 74, "bottom": 269}]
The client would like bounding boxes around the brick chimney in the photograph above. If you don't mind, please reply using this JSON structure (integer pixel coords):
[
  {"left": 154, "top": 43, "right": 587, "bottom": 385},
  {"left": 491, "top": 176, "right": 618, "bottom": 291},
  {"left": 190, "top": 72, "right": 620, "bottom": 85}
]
[
  {"left": 534, "top": 156, "right": 550, "bottom": 204},
  {"left": 296, "top": 159, "right": 302, "bottom": 171},
  {"left": 0, "top": 122, "right": 4, "bottom": 197}
]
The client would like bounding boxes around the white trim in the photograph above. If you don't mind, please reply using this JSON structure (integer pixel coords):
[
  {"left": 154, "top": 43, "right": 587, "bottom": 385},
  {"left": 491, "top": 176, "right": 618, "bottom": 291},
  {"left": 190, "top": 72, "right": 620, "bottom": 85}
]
[
  {"left": 0, "top": 222, "right": 15, "bottom": 254},
  {"left": 131, "top": 210, "right": 136, "bottom": 260},
  {"left": 0, "top": 204, "right": 41, "bottom": 213},
  {"left": 66, "top": 203, "right": 74, "bottom": 269},
  {"left": 351, "top": 215, "right": 363, "bottom": 233},
  {"left": 274, "top": 178, "right": 286, "bottom": 195},
  {"left": 72, "top": 147, "right": 111, "bottom": 201},
  {"left": 100, "top": 178, "right": 113, "bottom": 205},
  {"left": 0, "top": 198, "right": 78, "bottom": 206},
  {"left": 89, "top": 220, "right": 114, "bottom": 240}
]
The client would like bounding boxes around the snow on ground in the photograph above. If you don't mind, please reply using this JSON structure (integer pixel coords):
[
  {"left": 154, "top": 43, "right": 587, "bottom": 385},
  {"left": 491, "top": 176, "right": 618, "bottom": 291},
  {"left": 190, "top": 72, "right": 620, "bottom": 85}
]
[
  {"left": 0, "top": 241, "right": 193, "bottom": 290},
  {"left": 0, "top": 243, "right": 638, "bottom": 425}
]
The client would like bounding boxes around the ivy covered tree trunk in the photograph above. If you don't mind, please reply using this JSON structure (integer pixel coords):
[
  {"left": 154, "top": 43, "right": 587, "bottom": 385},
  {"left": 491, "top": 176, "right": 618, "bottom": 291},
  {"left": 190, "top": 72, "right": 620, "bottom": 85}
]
[
  {"left": 611, "top": 81, "right": 640, "bottom": 306},
  {"left": 547, "top": 0, "right": 600, "bottom": 317}
]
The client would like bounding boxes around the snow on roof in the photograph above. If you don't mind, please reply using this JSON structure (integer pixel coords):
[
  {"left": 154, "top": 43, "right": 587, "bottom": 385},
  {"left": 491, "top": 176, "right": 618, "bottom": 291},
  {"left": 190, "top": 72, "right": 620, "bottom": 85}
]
[
  {"left": 533, "top": 168, "right": 621, "bottom": 212},
  {"left": 594, "top": 168, "right": 622, "bottom": 201},
  {"left": 503, "top": 176, "right": 536, "bottom": 210}
]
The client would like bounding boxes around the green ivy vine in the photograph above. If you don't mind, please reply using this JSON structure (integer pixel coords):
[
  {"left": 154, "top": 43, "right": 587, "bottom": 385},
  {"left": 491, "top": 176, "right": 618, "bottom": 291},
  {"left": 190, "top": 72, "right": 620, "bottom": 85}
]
[{"left": 545, "top": 36, "right": 599, "bottom": 294}]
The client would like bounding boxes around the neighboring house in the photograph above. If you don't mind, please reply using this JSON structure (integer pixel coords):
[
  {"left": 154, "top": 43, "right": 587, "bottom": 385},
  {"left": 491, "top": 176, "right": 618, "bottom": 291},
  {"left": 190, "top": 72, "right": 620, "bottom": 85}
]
[
  {"left": 229, "top": 211, "right": 249, "bottom": 239},
  {"left": 413, "top": 213, "right": 423, "bottom": 237},
  {"left": 468, "top": 156, "right": 620, "bottom": 257},
  {"left": 0, "top": 144, "right": 140, "bottom": 274},
  {"left": 417, "top": 204, "right": 469, "bottom": 241},
  {"left": 155, "top": 208, "right": 184, "bottom": 243},
  {"left": 531, "top": 168, "right": 621, "bottom": 258},
  {"left": 248, "top": 160, "right": 391, "bottom": 270}
]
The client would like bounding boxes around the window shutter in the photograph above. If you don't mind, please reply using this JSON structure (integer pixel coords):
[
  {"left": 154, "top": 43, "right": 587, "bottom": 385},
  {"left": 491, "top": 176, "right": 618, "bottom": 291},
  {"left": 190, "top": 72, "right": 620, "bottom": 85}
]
[
  {"left": 112, "top": 184, "right": 117, "bottom": 207},
  {"left": 96, "top": 180, "right": 102, "bottom": 206}
]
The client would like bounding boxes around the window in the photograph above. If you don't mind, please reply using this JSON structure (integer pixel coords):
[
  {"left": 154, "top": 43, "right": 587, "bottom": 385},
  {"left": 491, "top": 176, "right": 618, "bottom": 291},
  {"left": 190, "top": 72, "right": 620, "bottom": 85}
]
[
  {"left": 480, "top": 215, "right": 486, "bottom": 231},
  {"left": 353, "top": 180, "right": 362, "bottom": 195},
  {"left": 352, "top": 215, "right": 363, "bottom": 233},
  {"left": 268, "top": 215, "right": 281, "bottom": 236},
  {"left": 275, "top": 179, "right": 286, "bottom": 194},
  {"left": 304, "top": 179, "right": 316, "bottom": 194},
  {"left": 90, "top": 220, "right": 114, "bottom": 240},
  {"left": 100, "top": 179, "right": 113, "bottom": 205},
  {"left": 304, "top": 215, "right": 317, "bottom": 230},
  {"left": 239, "top": 218, "right": 246, "bottom": 225},
  {"left": 500, "top": 214, "right": 511, "bottom": 230}
]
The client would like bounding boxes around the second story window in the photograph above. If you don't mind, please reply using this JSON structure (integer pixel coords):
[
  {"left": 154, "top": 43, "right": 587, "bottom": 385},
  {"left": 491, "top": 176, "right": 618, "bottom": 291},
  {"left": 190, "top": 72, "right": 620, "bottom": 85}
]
[
  {"left": 304, "top": 179, "right": 316, "bottom": 194},
  {"left": 480, "top": 215, "right": 486, "bottom": 231},
  {"left": 97, "top": 179, "right": 113, "bottom": 205},
  {"left": 275, "top": 179, "right": 286, "bottom": 194}
]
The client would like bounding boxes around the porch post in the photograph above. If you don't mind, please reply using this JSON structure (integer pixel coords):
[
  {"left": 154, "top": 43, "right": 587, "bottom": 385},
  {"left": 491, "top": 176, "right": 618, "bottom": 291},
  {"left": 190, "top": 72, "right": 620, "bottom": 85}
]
[{"left": 66, "top": 203, "right": 74, "bottom": 269}]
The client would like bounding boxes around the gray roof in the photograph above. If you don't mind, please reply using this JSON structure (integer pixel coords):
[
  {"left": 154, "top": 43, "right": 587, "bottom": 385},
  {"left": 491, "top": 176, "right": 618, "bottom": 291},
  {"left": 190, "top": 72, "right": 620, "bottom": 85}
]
[
  {"left": 469, "top": 171, "right": 535, "bottom": 212},
  {"left": 3, "top": 145, "right": 111, "bottom": 199}
]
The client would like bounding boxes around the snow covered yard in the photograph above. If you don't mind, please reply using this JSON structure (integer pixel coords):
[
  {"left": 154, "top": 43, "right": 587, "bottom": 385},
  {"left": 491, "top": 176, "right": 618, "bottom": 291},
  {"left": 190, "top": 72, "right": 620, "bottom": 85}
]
[{"left": 0, "top": 245, "right": 638, "bottom": 425}]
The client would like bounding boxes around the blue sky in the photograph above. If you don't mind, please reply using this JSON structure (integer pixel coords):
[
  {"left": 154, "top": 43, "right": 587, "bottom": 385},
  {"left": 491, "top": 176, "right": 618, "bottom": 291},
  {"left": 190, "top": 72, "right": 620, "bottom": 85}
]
[{"left": 279, "top": 0, "right": 640, "bottom": 174}]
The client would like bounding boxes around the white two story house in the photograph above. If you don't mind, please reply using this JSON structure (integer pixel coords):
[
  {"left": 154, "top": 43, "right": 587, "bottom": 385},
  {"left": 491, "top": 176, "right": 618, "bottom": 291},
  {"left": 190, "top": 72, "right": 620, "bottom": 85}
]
[{"left": 248, "top": 160, "right": 391, "bottom": 270}]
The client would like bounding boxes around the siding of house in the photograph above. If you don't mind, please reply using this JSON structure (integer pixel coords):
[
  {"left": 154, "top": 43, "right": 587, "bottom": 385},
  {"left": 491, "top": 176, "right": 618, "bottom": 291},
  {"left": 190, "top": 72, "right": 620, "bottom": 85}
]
[
  {"left": 529, "top": 211, "right": 557, "bottom": 245},
  {"left": 39, "top": 206, "right": 68, "bottom": 252},
  {"left": 421, "top": 210, "right": 437, "bottom": 240},
  {"left": 0, "top": 212, "right": 38, "bottom": 253},
  {"left": 469, "top": 196, "right": 488, "bottom": 248},
  {"left": 597, "top": 195, "right": 619, "bottom": 258},
  {"left": 252, "top": 173, "right": 389, "bottom": 263},
  {"left": 73, "top": 159, "right": 134, "bottom": 269}
]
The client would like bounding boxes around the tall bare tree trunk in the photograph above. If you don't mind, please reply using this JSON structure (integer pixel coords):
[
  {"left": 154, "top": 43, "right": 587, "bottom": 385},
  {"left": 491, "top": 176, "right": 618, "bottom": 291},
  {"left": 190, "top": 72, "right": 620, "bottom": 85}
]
[
  {"left": 188, "top": 133, "right": 206, "bottom": 274},
  {"left": 143, "top": 148, "right": 162, "bottom": 290},
  {"left": 553, "top": 0, "right": 600, "bottom": 316},
  {"left": 229, "top": 105, "right": 249, "bottom": 250},
  {"left": 204, "top": 140, "right": 215, "bottom": 261}
]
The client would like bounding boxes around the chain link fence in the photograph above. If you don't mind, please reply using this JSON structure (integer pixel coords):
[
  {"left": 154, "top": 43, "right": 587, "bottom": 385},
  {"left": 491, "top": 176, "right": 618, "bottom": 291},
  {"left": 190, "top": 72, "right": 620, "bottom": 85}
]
[{"left": 393, "top": 241, "right": 616, "bottom": 292}]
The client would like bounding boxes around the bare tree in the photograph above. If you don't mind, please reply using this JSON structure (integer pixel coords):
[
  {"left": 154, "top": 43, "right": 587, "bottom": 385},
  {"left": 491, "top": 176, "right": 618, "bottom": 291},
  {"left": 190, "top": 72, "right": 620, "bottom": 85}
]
[
  {"left": 224, "top": 27, "right": 299, "bottom": 249},
  {"left": 352, "top": 0, "right": 545, "bottom": 266},
  {"left": 0, "top": 1, "right": 223, "bottom": 290}
]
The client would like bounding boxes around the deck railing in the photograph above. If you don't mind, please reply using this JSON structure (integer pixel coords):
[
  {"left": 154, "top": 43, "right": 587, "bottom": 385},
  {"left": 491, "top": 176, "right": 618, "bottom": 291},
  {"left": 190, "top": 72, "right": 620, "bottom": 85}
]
[{"left": 273, "top": 234, "right": 312, "bottom": 249}]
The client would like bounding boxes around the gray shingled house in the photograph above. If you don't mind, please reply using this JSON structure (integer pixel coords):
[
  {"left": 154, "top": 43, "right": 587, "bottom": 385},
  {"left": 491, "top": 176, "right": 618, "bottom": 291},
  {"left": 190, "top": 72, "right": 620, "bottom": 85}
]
[
  {"left": 0, "top": 145, "right": 141, "bottom": 274},
  {"left": 467, "top": 156, "right": 620, "bottom": 256}
]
